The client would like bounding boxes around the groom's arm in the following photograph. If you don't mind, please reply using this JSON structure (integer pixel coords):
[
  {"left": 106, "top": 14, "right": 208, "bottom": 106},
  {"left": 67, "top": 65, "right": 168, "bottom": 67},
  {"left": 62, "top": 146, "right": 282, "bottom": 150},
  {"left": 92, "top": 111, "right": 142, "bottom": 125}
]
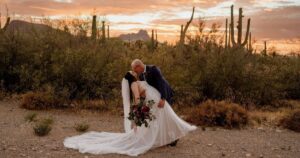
[{"left": 152, "top": 66, "right": 168, "bottom": 100}]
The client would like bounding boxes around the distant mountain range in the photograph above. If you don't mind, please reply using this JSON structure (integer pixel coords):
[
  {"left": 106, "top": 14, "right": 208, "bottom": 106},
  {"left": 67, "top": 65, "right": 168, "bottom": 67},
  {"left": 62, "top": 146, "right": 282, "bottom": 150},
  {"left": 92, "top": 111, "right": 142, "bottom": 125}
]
[
  {"left": 6, "top": 20, "right": 54, "bottom": 33},
  {"left": 5, "top": 20, "right": 150, "bottom": 42},
  {"left": 118, "top": 30, "right": 150, "bottom": 41}
]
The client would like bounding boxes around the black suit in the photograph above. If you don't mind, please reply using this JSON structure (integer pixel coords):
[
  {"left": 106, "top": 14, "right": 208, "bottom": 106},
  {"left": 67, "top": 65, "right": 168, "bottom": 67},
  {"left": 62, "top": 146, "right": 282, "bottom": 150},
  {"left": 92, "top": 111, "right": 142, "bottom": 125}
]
[{"left": 139, "top": 65, "right": 174, "bottom": 105}]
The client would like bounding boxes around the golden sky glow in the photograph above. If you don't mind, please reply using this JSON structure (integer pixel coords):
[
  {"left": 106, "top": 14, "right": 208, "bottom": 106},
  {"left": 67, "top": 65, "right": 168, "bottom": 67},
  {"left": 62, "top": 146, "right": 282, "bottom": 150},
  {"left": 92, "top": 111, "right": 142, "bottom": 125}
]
[{"left": 2, "top": 0, "right": 300, "bottom": 54}]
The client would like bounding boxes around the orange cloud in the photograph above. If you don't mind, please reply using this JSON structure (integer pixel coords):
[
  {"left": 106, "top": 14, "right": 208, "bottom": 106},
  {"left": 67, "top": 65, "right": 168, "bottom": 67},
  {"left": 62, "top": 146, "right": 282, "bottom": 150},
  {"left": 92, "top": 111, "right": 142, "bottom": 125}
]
[{"left": 2, "top": 0, "right": 300, "bottom": 54}]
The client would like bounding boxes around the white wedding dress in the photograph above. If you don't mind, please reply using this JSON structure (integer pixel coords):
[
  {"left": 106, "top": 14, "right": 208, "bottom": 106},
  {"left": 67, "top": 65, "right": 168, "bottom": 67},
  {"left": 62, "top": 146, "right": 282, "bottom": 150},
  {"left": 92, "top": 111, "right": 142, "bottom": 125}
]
[{"left": 64, "top": 80, "right": 197, "bottom": 156}]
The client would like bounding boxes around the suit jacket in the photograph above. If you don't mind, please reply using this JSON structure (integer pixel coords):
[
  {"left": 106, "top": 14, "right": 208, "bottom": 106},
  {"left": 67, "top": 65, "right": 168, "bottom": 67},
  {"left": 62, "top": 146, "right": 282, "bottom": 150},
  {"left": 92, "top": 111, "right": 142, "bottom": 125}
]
[{"left": 139, "top": 65, "right": 174, "bottom": 105}]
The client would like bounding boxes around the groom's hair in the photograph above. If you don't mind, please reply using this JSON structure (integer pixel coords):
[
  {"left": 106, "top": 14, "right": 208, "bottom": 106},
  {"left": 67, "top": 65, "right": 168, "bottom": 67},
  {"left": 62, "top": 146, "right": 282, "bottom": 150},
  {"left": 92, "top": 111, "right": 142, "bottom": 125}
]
[{"left": 131, "top": 59, "right": 144, "bottom": 68}]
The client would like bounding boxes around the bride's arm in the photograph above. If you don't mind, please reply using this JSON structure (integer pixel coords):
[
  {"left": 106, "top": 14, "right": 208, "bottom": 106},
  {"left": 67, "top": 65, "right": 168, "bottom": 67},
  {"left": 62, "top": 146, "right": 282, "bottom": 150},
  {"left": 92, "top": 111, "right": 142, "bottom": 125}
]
[
  {"left": 129, "top": 83, "right": 139, "bottom": 131},
  {"left": 131, "top": 82, "right": 140, "bottom": 104}
]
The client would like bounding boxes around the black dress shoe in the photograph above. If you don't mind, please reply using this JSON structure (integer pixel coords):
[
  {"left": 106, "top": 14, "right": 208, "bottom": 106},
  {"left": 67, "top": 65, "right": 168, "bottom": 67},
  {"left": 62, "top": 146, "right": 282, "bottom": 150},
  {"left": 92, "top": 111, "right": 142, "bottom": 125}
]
[{"left": 168, "top": 139, "right": 179, "bottom": 147}]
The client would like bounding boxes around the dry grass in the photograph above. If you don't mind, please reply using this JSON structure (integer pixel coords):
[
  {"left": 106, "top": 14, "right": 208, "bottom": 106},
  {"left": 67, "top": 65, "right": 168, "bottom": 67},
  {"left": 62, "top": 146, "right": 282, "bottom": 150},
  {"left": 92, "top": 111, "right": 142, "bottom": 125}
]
[
  {"left": 248, "top": 100, "right": 300, "bottom": 127},
  {"left": 181, "top": 100, "right": 300, "bottom": 131},
  {"left": 280, "top": 110, "right": 300, "bottom": 132},
  {"left": 248, "top": 109, "right": 290, "bottom": 126},
  {"left": 20, "top": 92, "right": 121, "bottom": 114},
  {"left": 19, "top": 90, "right": 300, "bottom": 132}
]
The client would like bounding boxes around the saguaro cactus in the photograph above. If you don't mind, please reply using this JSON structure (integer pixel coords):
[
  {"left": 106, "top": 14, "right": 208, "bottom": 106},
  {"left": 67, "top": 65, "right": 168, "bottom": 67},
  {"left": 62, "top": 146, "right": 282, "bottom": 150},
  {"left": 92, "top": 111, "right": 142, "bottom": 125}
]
[
  {"left": 180, "top": 25, "right": 183, "bottom": 41},
  {"left": 225, "top": 18, "right": 228, "bottom": 48},
  {"left": 263, "top": 41, "right": 267, "bottom": 55},
  {"left": 151, "top": 29, "right": 155, "bottom": 50},
  {"left": 230, "top": 5, "right": 251, "bottom": 48},
  {"left": 228, "top": 22, "right": 231, "bottom": 48},
  {"left": 101, "top": 21, "right": 106, "bottom": 42},
  {"left": 107, "top": 25, "right": 110, "bottom": 39},
  {"left": 179, "top": 6, "right": 195, "bottom": 45},
  {"left": 155, "top": 30, "right": 158, "bottom": 47},
  {"left": 91, "top": 15, "right": 97, "bottom": 40}
]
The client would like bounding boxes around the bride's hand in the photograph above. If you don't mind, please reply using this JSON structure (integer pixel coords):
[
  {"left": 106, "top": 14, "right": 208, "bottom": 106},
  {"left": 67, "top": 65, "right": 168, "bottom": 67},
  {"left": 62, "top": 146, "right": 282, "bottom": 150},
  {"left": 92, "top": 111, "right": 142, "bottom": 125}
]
[
  {"left": 140, "top": 90, "right": 146, "bottom": 98},
  {"left": 131, "top": 121, "right": 135, "bottom": 128},
  {"left": 133, "top": 126, "right": 137, "bottom": 133},
  {"left": 158, "top": 99, "right": 165, "bottom": 108},
  {"left": 131, "top": 122, "right": 137, "bottom": 132}
]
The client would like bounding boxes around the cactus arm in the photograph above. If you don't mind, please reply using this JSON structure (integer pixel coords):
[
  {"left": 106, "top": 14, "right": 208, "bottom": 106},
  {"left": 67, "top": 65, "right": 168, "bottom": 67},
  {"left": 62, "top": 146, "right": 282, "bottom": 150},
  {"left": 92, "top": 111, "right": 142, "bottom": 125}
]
[
  {"left": 237, "top": 8, "right": 243, "bottom": 44},
  {"left": 179, "top": 6, "right": 195, "bottom": 44},
  {"left": 249, "top": 32, "right": 252, "bottom": 50},
  {"left": 242, "top": 18, "right": 251, "bottom": 46},
  {"left": 182, "top": 6, "right": 195, "bottom": 36}
]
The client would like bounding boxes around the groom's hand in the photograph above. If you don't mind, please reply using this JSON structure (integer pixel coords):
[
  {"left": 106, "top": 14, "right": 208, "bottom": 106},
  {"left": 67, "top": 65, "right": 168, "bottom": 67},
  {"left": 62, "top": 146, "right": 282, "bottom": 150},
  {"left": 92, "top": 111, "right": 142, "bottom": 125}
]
[{"left": 158, "top": 99, "right": 165, "bottom": 108}]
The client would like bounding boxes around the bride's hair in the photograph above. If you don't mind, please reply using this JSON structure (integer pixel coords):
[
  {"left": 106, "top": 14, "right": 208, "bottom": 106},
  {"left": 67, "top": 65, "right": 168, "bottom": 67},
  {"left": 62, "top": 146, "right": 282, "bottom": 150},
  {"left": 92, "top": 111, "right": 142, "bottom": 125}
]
[{"left": 124, "top": 71, "right": 137, "bottom": 101}]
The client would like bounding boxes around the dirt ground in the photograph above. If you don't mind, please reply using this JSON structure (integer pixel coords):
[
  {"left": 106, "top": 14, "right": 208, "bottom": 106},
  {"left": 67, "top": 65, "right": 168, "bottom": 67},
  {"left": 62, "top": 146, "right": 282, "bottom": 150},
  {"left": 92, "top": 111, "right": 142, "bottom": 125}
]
[{"left": 0, "top": 100, "right": 300, "bottom": 158}]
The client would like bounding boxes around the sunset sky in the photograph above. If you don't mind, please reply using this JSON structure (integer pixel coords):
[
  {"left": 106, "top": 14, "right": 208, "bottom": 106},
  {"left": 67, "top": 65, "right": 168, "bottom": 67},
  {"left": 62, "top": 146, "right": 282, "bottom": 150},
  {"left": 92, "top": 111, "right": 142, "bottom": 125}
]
[{"left": 3, "top": 0, "right": 300, "bottom": 54}]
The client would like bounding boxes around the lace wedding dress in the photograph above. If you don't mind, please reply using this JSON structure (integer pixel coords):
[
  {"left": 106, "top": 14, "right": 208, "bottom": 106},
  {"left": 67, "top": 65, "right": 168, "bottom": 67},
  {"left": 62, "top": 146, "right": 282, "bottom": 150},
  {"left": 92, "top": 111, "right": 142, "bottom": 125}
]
[{"left": 64, "top": 80, "right": 197, "bottom": 156}]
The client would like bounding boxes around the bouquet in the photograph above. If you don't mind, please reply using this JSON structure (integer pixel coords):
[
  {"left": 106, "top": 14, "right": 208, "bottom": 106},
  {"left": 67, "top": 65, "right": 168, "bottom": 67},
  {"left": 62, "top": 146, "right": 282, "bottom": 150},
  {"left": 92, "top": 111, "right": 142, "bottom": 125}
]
[{"left": 128, "top": 97, "right": 155, "bottom": 128}]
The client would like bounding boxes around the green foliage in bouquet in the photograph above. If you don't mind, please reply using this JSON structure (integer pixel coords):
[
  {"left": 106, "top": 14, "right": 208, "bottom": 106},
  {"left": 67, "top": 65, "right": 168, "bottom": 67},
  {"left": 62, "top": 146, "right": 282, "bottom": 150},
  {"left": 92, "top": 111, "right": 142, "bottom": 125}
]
[{"left": 128, "top": 97, "right": 155, "bottom": 127}]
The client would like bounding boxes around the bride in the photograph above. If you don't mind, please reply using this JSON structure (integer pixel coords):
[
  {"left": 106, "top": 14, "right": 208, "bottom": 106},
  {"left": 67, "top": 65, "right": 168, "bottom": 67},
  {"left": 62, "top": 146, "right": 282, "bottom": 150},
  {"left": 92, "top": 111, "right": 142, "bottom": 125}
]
[{"left": 64, "top": 65, "right": 197, "bottom": 156}]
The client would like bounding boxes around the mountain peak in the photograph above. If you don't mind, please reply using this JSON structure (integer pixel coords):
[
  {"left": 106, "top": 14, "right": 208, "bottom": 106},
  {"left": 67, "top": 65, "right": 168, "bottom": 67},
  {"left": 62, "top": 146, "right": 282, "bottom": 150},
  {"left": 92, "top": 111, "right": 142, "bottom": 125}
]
[{"left": 118, "top": 30, "right": 150, "bottom": 41}]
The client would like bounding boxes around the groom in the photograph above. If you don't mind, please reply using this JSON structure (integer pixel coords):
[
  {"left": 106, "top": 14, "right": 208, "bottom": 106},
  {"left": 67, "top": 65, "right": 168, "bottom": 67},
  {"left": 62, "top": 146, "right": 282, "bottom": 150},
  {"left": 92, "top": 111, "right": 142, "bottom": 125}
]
[{"left": 131, "top": 59, "right": 178, "bottom": 146}]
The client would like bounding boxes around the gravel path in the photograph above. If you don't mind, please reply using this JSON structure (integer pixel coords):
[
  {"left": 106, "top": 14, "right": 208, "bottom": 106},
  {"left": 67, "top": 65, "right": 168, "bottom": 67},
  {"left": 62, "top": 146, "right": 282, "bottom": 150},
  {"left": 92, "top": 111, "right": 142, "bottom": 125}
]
[{"left": 0, "top": 100, "right": 300, "bottom": 158}]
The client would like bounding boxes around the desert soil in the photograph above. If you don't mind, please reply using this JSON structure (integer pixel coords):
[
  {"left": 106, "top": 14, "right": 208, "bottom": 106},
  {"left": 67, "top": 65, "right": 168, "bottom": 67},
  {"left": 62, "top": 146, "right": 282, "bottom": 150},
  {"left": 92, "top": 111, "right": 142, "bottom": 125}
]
[{"left": 0, "top": 100, "right": 300, "bottom": 158}]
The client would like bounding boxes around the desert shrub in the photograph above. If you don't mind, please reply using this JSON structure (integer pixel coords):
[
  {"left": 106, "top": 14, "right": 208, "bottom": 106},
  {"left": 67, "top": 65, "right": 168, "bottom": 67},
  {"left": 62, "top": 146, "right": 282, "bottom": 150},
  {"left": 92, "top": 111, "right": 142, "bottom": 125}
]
[
  {"left": 280, "top": 110, "right": 300, "bottom": 132},
  {"left": 0, "top": 18, "right": 299, "bottom": 108},
  {"left": 261, "top": 100, "right": 295, "bottom": 111},
  {"left": 33, "top": 123, "right": 51, "bottom": 136},
  {"left": 186, "top": 100, "right": 249, "bottom": 128},
  {"left": 20, "top": 88, "right": 68, "bottom": 110},
  {"left": 24, "top": 112, "right": 38, "bottom": 122},
  {"left": 33, "top": 118, "right": 53, "bottom": 136},
  {"left": 74, "top": 122, "right": 89, "bottom": 132}
]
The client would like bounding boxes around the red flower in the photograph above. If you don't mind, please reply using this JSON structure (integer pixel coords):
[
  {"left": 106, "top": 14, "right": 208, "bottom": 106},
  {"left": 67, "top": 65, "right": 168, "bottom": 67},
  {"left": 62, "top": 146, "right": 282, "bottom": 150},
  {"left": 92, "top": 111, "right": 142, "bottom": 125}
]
[{"left": 141, "top": 105, "right": 150, "bottom": 113}]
